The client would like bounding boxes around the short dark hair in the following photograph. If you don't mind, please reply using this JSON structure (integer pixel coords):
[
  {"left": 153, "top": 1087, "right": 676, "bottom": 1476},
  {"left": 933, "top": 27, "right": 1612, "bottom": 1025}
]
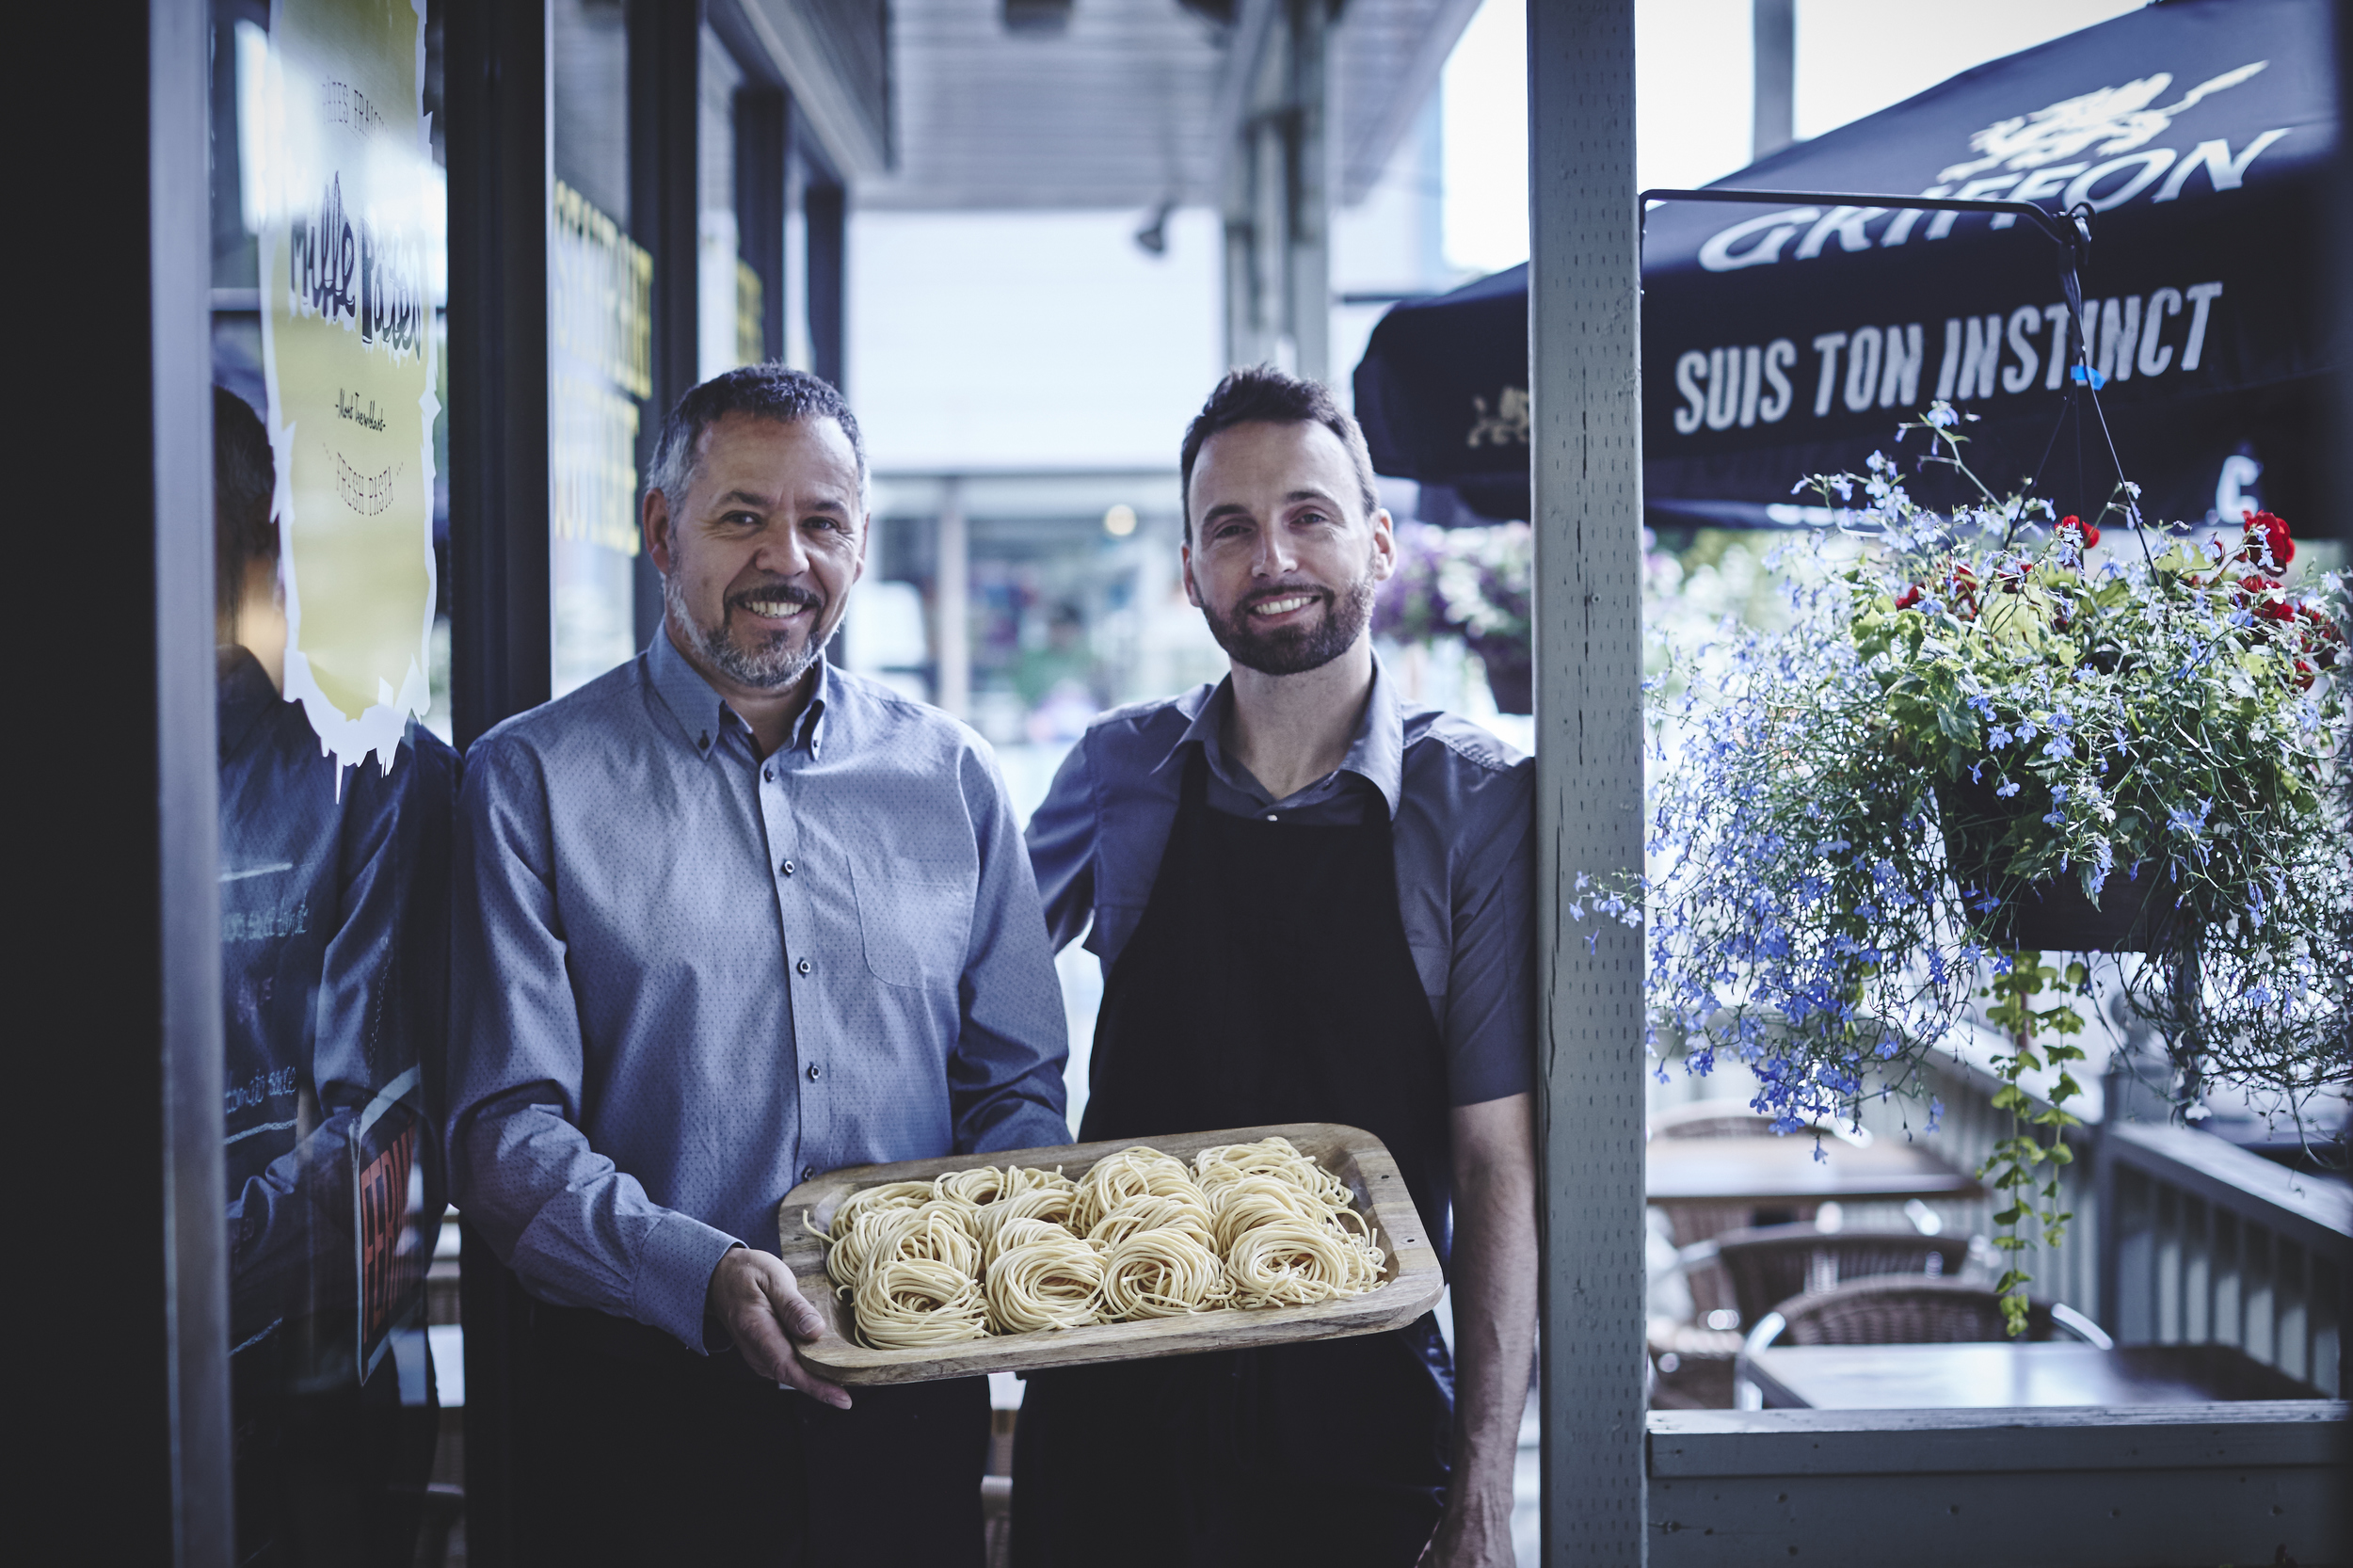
[
  {"left": 646, "top": 363, "right": 867, "bottom": 514},
  {"left": 215, "top": 386, "right": 276, "bottom": 631},
  {"left": 1177, "top": 366, "right": 1381, "bottom": 539}
]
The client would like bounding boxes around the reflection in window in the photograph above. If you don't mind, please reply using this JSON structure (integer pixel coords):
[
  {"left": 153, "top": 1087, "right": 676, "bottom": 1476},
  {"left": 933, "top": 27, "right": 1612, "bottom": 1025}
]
[
  {"left": 552, "top": 0, "right": 647, "bottom": 697},
  {"left": 552, "top": 183, "right": 653, "bottom": 697},
  {"left": 700, "top": 24, "right": 749, "bottom": 380},
  {"left": 218, "top": 382, "right": 456, "bottom": 1565},
  {"left": 213, "top": 2, "right": 456, "bottom": 1557}
]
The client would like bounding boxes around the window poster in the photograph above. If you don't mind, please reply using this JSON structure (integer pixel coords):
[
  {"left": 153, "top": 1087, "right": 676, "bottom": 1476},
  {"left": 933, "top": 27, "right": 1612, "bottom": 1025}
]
[{"left": 253, "top": 0, "right": 438, "bottom": 773}]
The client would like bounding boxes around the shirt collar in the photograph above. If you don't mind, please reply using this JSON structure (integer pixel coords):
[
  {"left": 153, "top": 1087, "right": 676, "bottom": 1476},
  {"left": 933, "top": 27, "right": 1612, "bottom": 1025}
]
[
  {"left": 1160, "top": 654, "right": 1405, "bottom": 819},
  {"left": 647, "top": 625, "right": 834, "bottom": 760},
  {"left": 216, "top": 644, "right": 281, "bottom": 758}
]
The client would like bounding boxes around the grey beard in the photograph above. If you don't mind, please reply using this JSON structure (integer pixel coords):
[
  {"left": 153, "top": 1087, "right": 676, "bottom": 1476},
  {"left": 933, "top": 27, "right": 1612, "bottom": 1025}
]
[
  {"left": 1202, "top": 568, "right": 1379, "bottom": 677},
  {"left": 664, "top": 568, "right": 824, "bottom": 691}
]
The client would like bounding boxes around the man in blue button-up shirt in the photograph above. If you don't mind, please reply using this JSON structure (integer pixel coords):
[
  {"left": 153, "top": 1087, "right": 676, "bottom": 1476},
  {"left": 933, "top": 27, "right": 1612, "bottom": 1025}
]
[{"left": 450, "top": 367, "right": 1067, "bottom": 1564}]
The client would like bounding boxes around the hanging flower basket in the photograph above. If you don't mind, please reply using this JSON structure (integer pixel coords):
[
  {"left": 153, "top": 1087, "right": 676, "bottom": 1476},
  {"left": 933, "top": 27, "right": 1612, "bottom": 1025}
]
[
  {"left": 1934, "top": 774, "right": 2171, "bottom": 952},
  {"left": 1471, "top": 635, "right": 1533, "bottom": 716},
  {"left": 1374, "top": 522, "right": 1532, "bottom": 713},
  {"left": 1570, "top": 404, "right": 2351, "bottom": 1331}
]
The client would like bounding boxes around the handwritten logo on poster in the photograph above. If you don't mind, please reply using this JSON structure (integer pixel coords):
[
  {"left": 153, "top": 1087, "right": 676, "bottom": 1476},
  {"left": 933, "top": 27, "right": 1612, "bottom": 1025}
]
[{"left": 254, "top": 0, "right": 439, "bottom": 775}]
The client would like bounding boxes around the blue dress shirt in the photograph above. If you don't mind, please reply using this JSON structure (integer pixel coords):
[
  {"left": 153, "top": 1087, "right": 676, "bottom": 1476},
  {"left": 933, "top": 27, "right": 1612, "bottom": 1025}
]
[
  {"left": 1025, "top": 660, "right": 1535, "bottom": 1108},
  {"left": 449, "top": 632, "right": 1069, "bottom": 1352}
]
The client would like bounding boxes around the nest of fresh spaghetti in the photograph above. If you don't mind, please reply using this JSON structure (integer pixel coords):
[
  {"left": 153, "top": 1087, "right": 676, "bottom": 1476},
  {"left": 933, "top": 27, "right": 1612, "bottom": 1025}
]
[{"left": 805, "top": 1138, "right": 1389, "bottom": 1350}]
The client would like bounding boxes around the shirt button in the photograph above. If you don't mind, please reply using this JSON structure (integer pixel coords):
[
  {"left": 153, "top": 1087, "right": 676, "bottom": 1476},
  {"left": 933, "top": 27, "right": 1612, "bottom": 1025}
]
[
  {"left": 802, "top": 1166, "right": 817, "bottom": 1183},
  {"left": 796, "top": 957, "right": 812, "bottom": 976},
  {"left": 1266, "top": 813, "right": 1278, "bottom": 823},
  {"left": 763, "top": 767, "right": 774, "bottom": 782},
  {"left": 807, "top": 1064, "right": 822, "bottom": 1081},
  {"left": 779, "top": 859, "right": 795, "bottom": 876}
]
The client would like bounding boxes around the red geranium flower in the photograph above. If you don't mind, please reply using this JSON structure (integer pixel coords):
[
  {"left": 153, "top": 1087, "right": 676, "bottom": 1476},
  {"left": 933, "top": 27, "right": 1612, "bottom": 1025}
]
[
  {"left": 2056, "top": 515, "right": 2101, "bottom": 550},
  {"left": 2244, "top": 509, "right": 2295, "bottom": 567},
  {"left": 1894, "top": 584, "right": 1922, "bottom": 610}
]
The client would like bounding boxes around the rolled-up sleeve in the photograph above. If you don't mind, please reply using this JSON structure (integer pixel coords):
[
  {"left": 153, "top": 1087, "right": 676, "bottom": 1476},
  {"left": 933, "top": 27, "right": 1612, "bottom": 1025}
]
[
  {"left": 948, "top": 743, "right": 1072, "bottom": 1155},
  {"left": 447, "top": 734, "right": 740, "bottom": 1352},
  {"left": 1023, "top": 732, "right": 1099, "bottom": 953},
  {"left": 1444, "top": 759, "right": 1538, "bottom": 1106}
]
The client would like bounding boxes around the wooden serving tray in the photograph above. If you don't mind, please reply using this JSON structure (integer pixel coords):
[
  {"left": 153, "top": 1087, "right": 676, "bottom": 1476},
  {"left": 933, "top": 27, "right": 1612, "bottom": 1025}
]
[{"left": 774, "top": 1121, "right": 1443, "bottom": 1385}]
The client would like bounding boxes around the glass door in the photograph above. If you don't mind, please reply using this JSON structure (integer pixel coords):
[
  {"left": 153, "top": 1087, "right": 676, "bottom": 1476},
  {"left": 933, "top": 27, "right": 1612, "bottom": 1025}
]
[{"left": 210, "top": 0, "right": 456, "bottom": 1559}]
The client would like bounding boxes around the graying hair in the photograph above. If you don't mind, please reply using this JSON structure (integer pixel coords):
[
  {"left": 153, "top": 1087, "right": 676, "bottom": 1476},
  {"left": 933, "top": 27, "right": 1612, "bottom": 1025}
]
[{"left": 645, "top": 364, "right": 869, "bottom": 518}]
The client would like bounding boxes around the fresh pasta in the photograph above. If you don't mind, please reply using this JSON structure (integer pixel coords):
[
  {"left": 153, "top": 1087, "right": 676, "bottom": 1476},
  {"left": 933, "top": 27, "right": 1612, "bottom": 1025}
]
[
  {"left": 1085, "top": 1191, "right": 1217, "bottom": 1249},
  {"left": 1100, "top": 1225, "right": 1232, "bottom": 1319},
  {"left": 984, "top": 1228, "right": 1107, "bottom": 1333},
  {"left": 1225, "top": 1218, "right": 1385, "bottom": 1308},
  {"left": 1070, "top": 1146, "right": 1197, "bottom": 1234},
  {"left": 855, "top": 1256, "right": 990, "bottom": 1347},
  {"left": 809, "top": 1136, "right": 1389, "bottom": 1349}
]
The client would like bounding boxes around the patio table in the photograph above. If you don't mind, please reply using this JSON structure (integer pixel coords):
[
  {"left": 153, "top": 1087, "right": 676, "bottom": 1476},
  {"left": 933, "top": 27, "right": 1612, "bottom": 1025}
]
[
  {"left": 1746, "top": 1341, "right": 2321, "bottom": 1410},
  {"left": 1647, "top": 1134, "right": 1980, "bottom": 1208}
]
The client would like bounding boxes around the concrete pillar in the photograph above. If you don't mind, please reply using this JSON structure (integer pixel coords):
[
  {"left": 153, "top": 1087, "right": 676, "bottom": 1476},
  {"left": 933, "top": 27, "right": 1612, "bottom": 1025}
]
[
  {"left": 1752, "top": 0, "right": 1796, "bottom": 160},
  {"left": 1529, "top": 0, "right": 1649, "bottom": 1560},
  {"left": 935, "top": 482, "right": 970, "bottom": 719}
]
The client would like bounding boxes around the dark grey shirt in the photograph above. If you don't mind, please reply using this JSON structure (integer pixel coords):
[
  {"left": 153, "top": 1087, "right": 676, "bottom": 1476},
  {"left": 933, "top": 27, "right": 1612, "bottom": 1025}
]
[
  {"left": 449, "top": 632, "right": 1069, "bottom": 1351},
  {"left": 1025, "top": 661, "right": 1535, "bottom": 1106}
]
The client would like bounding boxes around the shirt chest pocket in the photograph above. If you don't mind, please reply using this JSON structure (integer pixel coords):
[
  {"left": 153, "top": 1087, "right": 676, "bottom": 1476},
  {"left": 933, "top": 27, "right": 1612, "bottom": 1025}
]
[{"left": 850, "top": 859, "right": 975, "bottom": 993}]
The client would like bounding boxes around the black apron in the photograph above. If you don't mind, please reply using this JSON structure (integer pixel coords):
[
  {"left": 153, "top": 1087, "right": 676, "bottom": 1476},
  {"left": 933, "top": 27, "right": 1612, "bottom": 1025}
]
[{"left": 1012, "top": 747, "right": 1455, "bottom": 1568}]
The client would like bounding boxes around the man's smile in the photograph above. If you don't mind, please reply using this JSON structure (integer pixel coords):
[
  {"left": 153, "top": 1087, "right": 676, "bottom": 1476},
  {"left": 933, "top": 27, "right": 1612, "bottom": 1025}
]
[
  {"left": 731, "top": 592, "right": 819, "bottom": 628},
  {"left": 1246, "top": 592, "right": 1321, "bottom": 621}
]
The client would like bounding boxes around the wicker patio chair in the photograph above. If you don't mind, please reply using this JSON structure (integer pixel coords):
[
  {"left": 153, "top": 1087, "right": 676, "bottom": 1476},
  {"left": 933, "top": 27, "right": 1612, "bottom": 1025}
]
[
  {"left": 1647, "top": 1102, "right": 1822, "bottom": 1246},
  {"left": 1734, "top": 1274, "right": 2110, "bottom": 1408},
  {"left": 1708, "top": 1224, "right": 1973, "bottom": 1328},
  {"left": 1757, "top": 1273, "right": 2110, "bottom": 1347}
]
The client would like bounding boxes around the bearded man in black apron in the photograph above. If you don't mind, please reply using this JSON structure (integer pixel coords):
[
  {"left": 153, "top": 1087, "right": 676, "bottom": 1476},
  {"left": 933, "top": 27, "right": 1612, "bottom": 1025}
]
[{"left": 1016, "top": 368, "right": 1538, "bottom": 1568}]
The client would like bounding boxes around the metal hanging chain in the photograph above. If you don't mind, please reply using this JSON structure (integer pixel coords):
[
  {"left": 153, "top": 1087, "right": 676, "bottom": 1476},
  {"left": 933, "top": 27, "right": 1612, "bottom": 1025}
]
[{"left": 1639, "top": 188, "right": 2155, "bottom": 564}]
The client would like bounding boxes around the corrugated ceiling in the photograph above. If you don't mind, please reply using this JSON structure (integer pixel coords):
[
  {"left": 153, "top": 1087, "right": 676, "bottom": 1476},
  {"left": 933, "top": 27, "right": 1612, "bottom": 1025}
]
[{"left": 856, "top": 0, "right": 1478, "bottom": 211}]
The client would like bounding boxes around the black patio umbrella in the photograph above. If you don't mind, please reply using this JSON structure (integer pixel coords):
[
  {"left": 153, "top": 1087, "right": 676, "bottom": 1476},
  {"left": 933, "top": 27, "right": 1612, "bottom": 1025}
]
[{"left": 1354, "top": 0, "right": 2336, "bottom": 531}]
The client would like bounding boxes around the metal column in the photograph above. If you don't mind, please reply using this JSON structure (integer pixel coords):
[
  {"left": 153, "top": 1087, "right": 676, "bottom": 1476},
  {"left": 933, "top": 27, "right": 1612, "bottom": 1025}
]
[
  {"left": 449, "top": 0, "right": 554, "bottom": 744},
  {"left": 806, "top": 180, "right": 848, "bottom": 392},
  {"left": 737, "top": 88, "right": 790, "bottom": 363},
  {"left": 1751, "top": 0, "right": 1796, "bottom": 161},
  {"left": 446, "top": 3, "right": 553, "bottom": 1560},
  {"left": 36, "top": 2, "right": 229, "bottom": 1556},
  {"left": 1282, "top": 0, "right": 1330, "bottom": 381},
  {"left": 1529, "top": 1, "right": 1649, "bottom": 1560},
  {"left": 1218, "top": 0, "right": 1331, "bottom": 379},
  {"left": 630, "top": 0, "right": 703, "bottom": 649}
]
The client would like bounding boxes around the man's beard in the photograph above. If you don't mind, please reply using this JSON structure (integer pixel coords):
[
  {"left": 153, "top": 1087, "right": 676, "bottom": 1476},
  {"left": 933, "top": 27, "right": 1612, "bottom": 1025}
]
[
  {"left": 1200, "top": 567, "right": 1378, "bottom": 677},
  {"left": 664, "top": 569, "right": 826, "bottom": 691}
]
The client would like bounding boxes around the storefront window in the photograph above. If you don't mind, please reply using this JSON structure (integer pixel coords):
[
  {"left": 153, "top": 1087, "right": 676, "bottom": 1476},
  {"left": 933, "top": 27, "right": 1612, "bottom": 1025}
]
[
  {"left": 212, "top": 0, "right": 455, "bottom": 1557},
  {"left": 699, "top": 24, "right": 752, "bottom": 378},
  {"left": 551, "top": 0, "right": 647, "bottom": 697}
]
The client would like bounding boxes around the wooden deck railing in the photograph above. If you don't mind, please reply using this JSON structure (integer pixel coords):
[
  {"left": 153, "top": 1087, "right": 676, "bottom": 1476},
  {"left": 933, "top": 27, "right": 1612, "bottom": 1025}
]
[
  {"left": 2096, "top": 1117, "right": 2351, "bottom": 1398},
  {"left": 1837, "top": 1044, "right": 2104, "bottom": 1312}
]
